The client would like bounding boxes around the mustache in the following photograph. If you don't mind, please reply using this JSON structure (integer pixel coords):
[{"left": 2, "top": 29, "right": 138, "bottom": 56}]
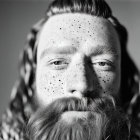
[
  {"left": 26, "top": 95, "right": 130, "bottom": 140},
  {"left": 32, "top": 95, "right": 116, "bottom": 120},
  {"left": 29, "top": 95, "right": 116, "bottom": 128},
  {"left": 46, "top": 94, "right": 115, "bottom": 112}
]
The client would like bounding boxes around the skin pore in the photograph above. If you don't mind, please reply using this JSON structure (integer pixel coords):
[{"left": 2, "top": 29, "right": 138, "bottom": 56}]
[{"left": 36, "top": 13, "right": 121, "bottom": 108}]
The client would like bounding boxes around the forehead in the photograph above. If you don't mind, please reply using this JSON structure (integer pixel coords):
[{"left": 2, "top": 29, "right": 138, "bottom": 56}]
[
  {"left": 42, "top": 14, "right": 107, "bottom": 31},
  {"left": 39, "top": 13, "right": 117, "bottom": 38},
  {"left": 37, "top": 13, "right": 120, "bottom": 58}
]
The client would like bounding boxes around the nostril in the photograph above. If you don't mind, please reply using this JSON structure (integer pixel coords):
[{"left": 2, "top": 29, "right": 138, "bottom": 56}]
[{"left": 71, "top": 90, "right": 76, "bottom": 94}]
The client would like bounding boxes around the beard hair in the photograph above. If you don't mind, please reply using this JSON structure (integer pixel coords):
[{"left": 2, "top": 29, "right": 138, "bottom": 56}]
[{"left": 26, "top": 95, "right": 130, "bottom": 140}]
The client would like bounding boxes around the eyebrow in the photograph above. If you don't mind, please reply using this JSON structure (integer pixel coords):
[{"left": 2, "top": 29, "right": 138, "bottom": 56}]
[
  {"left": 40, "top": 45, "right": 119, "bottom": 60},
  {"left": 40, "top": 46, "right": 77, "bottom": 60},
  {"left": 88, "top": 45, "right": 119, "bottom": 57}
]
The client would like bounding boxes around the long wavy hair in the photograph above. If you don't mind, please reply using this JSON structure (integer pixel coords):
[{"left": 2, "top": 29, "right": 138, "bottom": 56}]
[{"left": 0, "top": 0, "right": 140, "bottom": 139}]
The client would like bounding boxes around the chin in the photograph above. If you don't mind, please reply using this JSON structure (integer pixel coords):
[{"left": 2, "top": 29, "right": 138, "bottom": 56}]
[{"left": 26, "top": 95, "right": 130, "bottom": 140}]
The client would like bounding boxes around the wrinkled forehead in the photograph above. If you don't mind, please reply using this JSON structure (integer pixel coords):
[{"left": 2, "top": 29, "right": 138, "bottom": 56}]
[{"left": 37, "top": 13, "right": 120, "bottom": 59}]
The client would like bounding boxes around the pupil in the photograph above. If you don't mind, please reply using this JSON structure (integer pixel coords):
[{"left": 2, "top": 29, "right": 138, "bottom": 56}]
[
  {"left": 54, "top": 61, "right": 60, "bottom": 65},
  {"left": 99, "top": 62, "right": 105, "bottom": 66}
]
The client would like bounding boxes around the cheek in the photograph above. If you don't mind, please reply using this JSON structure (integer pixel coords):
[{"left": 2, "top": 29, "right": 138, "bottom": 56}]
[
  {"left": 37, "top": 73, "right": 65, "bottom": 95},
  {"left": 96, "top": 70, "right": 120, "bottom": 95},
  {"left": 36, "top": 69, "right": 66, "bottom": 104}
]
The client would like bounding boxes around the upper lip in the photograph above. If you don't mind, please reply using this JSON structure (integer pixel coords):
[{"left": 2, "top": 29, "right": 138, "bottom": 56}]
[{"left": 61, "top": 97, "right": 93, "bottom": 112}]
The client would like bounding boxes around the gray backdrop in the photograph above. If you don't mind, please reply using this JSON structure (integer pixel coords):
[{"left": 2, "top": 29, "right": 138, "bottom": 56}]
[{"left": 0, "top": 0, "right": 140, "bottom": 116}]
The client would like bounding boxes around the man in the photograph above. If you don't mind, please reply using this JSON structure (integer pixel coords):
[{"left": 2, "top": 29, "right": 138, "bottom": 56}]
[{"left": 0, "top": 0, "right": 139, "bottom": 139}]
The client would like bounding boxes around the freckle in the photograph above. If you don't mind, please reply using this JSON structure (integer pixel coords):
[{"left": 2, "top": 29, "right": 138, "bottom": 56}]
[
  {"left": 59, "top": 79, "right": 61, "bottom": 82},
  {"left": 60, "top": 28, "right": 62, "bottom": 30}
]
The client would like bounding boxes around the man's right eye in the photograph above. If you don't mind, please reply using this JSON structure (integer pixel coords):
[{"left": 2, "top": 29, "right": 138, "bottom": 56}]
[
  {"left": 52, "top": 60, "right": 68, "bottom": 65},
  {"left": 48, "top": 59, "right": 69, "bottom": 70}
]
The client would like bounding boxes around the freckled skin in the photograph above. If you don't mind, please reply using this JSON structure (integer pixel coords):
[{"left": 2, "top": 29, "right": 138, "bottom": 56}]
[{"left": 36, "top": 13, "right": 121, "bottom": 107}]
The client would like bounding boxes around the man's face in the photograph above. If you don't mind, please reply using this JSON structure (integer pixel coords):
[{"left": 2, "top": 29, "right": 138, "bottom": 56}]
[{"left": 36, "top": 13, "right": 121, "bottom": 107}]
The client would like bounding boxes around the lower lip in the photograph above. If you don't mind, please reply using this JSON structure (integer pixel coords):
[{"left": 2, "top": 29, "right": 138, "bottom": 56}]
[{"left": 61, "top": 111, "right": 89, "bottom": 123}]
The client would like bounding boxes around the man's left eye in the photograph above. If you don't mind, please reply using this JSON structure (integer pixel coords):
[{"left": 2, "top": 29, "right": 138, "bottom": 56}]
[
  {"left": 97, "top": 62, "right": 107, "bottom": 66},
  {"left": 93, "top": 61, "right": 113, "bottom": 71}
]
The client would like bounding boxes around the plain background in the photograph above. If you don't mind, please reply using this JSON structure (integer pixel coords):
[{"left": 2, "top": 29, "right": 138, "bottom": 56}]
[{"left": 0, "top": 0, "right": 140, "bottom": 116}]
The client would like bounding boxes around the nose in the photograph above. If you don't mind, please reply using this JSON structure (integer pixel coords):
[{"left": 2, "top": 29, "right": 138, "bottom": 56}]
[{"left": 66, "top": 53, "right": 95, "bottom": 98}]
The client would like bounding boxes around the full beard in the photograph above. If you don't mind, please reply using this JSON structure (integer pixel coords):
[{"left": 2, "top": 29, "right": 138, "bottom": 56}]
[{"left": 26, "top": 95, "right": 130, "bottom": 140}]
